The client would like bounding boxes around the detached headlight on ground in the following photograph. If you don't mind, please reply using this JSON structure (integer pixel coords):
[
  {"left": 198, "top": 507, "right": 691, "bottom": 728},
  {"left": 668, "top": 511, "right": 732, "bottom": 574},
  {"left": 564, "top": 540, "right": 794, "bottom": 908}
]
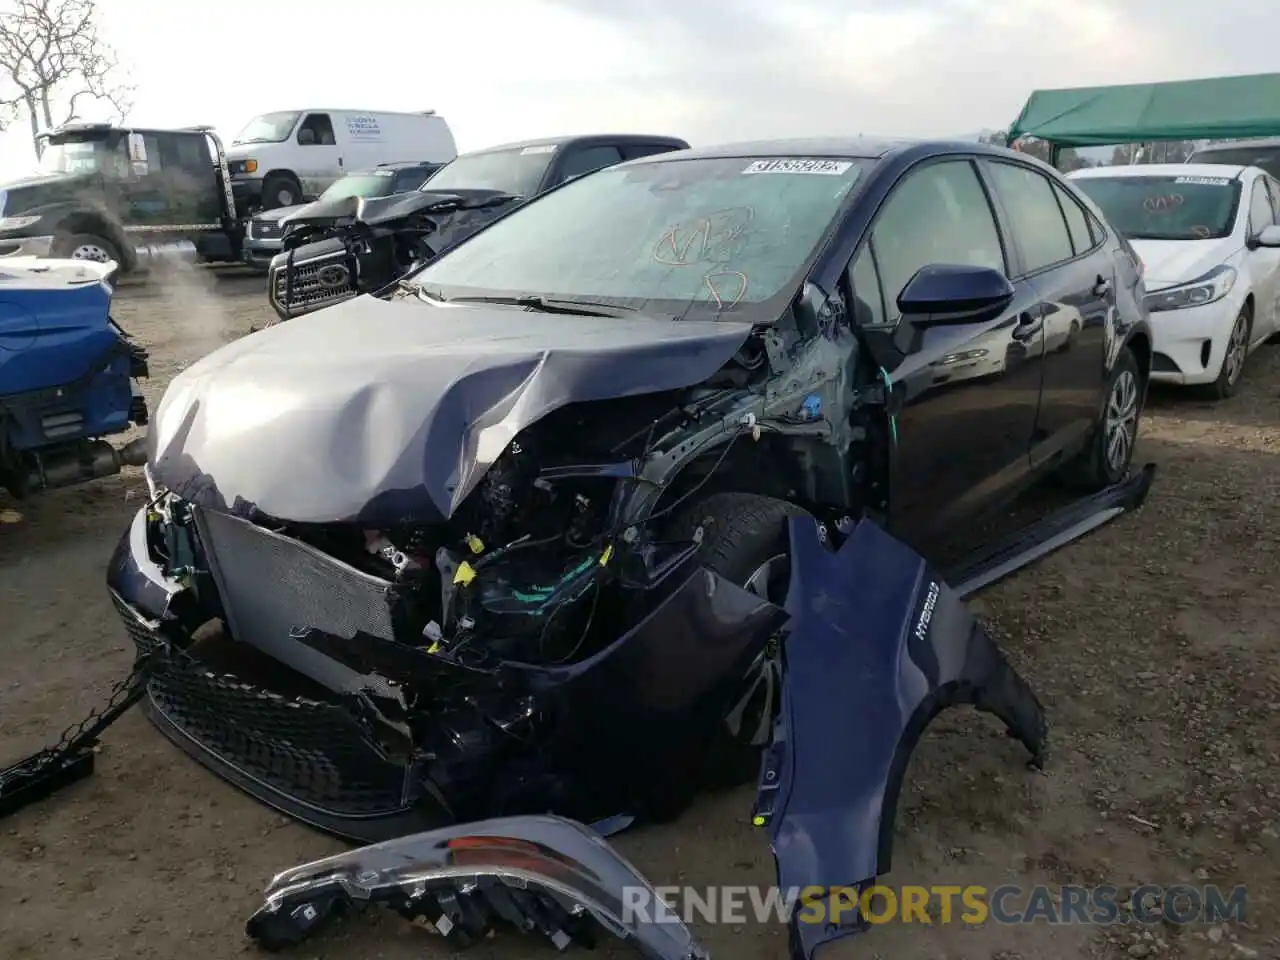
[{"left": 1144, "top": 264, "right": 1236, "bottom": 312}]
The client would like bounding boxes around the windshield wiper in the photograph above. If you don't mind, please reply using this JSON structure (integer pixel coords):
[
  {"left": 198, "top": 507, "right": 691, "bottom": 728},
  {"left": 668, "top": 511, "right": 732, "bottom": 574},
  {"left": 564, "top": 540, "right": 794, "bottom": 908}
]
[{"left": 437, "top": 294, "right": 647, "bottom": 319}]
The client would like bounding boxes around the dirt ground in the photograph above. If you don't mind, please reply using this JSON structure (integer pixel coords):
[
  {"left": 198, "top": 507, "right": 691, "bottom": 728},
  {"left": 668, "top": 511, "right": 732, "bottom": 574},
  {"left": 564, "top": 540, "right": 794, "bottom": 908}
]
[{"left": 2, "top": 268, "right": 1278, "bottom": 960}]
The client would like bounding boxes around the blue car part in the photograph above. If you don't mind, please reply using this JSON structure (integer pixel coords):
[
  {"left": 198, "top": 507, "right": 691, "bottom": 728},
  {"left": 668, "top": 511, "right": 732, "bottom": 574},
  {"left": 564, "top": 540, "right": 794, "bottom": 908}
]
[
  {"left": 0, "top": 258, "right": 149, "bottom": 494},
  {"left": 754, "top": 517, "right": 1048, "bottom": 959}
]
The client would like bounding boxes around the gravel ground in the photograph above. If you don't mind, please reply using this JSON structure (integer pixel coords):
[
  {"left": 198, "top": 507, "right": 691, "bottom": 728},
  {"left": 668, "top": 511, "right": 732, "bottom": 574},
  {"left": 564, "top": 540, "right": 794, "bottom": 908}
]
[{"left": 1, "top": 267, "right": 1277, "bottom": 960}]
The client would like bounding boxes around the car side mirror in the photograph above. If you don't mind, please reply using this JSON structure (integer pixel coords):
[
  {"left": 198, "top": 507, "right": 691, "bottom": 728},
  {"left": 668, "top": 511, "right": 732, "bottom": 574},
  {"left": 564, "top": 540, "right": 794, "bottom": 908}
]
[
  {"left": 1254, "top": 224, "right": 1280, "bottom": 248},
  {"left": 897, "top": 264, "right": 1015, "bottom": 324}
]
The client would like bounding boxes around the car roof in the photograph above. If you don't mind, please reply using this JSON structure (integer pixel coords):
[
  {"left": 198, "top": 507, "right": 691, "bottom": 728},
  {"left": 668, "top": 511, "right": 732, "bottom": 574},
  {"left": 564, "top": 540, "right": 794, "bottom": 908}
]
[
  {"left": 622, "top": 137, "right": 1024, "bottom": 164},
  {"left": 346, "top": 161, "right": 434, "bottom": 174},
  {"left": 1192, "top": 137, "right": 1280, "bottom": 153},
  {"left": 1069, "top": 162, "right": 1250, "bottom": 179},
  {"left": 462, "top": 133, "right": 689, "bottom": 157}
]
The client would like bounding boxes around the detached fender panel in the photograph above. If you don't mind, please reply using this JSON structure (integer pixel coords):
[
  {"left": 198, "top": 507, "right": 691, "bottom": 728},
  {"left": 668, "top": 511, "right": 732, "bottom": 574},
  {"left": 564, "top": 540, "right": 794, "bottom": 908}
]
[
  {"left": 756, "top": 517, "right": 1047, "bottom": 959},
  {"left": 246, "top": 814, "right": 709, "bottom": 959}
]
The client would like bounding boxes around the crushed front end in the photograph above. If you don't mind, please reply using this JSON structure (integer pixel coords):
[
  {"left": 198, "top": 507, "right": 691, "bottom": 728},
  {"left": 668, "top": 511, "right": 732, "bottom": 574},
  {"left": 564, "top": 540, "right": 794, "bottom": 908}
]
[{"left": 107, "top": 400, "right": 788, "bottom": 841}]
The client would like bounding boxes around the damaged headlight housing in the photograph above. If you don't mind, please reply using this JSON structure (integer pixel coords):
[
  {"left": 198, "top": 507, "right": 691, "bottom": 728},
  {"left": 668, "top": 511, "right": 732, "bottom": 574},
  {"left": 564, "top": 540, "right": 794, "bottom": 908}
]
[
  {"left": 1143, "top": 264, "right": 1236, "bottom": 312},
  {"left": 246, "top": 816, "right": 708, "bottom": 958}
]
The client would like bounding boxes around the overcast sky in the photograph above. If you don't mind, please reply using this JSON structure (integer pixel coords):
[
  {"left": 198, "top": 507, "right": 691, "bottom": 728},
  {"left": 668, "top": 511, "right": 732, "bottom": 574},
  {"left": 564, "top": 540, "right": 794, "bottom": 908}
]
[{"left": 1, "top": 0, "right": 1277, "bottom": 179}]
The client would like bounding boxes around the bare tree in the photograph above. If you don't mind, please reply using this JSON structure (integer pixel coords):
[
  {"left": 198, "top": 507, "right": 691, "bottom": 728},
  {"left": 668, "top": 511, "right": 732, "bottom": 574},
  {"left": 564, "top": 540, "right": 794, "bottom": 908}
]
[{"left": 0, "top": 0, "right": 132, "bottom": 155}]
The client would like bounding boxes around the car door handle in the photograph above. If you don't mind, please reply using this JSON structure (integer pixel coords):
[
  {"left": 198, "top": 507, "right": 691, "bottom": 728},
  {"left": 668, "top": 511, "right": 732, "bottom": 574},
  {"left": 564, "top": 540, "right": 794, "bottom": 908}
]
[
  {"left": 1012, "top": 311, "right": 1042, "bottom": 341},
  {"left": 1093, "top": 277, "right": 1111, "bottom": 297}
]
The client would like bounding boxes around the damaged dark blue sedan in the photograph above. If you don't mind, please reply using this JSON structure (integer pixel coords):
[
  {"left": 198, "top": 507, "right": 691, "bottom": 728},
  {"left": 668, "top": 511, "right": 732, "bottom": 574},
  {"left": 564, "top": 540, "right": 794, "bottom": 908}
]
[{"left": 35, "top": 137, "right": 1156, "bottom": 956}]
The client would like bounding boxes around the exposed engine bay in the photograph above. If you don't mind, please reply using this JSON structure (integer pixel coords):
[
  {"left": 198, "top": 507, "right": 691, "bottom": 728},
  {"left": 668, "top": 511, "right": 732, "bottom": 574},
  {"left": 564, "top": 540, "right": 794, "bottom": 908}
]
[
  {"left": 267, "top": 189, "right": 522, "bottom": 321},
  {"left": 163, "top": 323, "right": 866, "bottom": 670},
  {"left": 105, "top": 304, "right": 891, "bottom": 837}
]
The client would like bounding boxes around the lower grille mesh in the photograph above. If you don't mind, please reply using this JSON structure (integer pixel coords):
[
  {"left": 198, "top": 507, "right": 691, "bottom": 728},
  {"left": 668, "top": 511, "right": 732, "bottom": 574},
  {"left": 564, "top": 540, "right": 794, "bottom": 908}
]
[{"left": 110, "top": 592, "right": 414, "bottom": 816}]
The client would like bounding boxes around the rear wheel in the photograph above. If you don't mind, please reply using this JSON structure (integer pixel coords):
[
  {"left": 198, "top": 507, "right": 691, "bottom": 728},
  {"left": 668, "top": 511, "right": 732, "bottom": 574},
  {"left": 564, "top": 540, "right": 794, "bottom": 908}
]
[
  {"left": 668, "top": 492, "right": 812, "bottom": 760},
  {"left": 261, "top": 174, "right": 301, "bottom": 210}
]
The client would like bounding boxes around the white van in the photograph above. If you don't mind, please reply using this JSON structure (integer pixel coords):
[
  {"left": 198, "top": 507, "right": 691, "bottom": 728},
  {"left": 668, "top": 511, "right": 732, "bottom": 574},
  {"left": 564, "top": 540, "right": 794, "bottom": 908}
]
[{"left": 224, "top": 109, "right": 457, "bottom": 212}]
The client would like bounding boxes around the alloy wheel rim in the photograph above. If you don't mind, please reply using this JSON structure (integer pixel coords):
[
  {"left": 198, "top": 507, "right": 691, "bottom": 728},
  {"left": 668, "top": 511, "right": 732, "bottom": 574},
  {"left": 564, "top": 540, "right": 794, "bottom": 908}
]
[
  {"left": 1105, "top": 369, "right": 1138, "bottom": 473},
  {"left": 1224, "top": 314, "right": 1248, "bottom": 385},
  {"left": 725, "top": 553, "right": 788, "bottom": 747},
  {"left": 71, "top": 243, "right": 111, "bottom": 263}
]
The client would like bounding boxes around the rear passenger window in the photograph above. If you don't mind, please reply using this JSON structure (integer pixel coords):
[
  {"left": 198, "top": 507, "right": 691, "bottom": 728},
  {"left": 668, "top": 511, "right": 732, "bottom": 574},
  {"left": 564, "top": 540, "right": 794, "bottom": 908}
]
[
  {"left": 1053, "top": 183, "right": 1094, "bottom": 255},
  {"left": 392, "top": 169, "right": 430, "bottom": 192},
  {"left": 557, "top": 145, "right": 624, "bottom": 183},
  {"left": 986, "top": 161, "right": 1075, "bottom": 273},
  {"left": 869, "top": 159, "right": 1005, "bottom": 322},
  {"left": 622, "top": 143, "right": 680, "bottom": 161}
]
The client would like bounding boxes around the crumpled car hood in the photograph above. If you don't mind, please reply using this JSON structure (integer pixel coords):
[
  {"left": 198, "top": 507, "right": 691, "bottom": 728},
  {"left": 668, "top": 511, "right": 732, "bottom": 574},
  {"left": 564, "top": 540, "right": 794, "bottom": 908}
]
[
  {"left": 284, "top": 187, "right": 519, "bottom": 229},
  {"left": 148, "top": 296, "right": 752, "bottom": 524}
]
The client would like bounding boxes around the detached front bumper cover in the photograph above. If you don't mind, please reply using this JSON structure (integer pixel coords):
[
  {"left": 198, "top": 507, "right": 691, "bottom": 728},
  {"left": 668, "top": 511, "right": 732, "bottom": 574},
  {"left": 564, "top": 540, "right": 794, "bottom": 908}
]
[{"left": 246, "top": 814, "right": 709, "bottom": 959}]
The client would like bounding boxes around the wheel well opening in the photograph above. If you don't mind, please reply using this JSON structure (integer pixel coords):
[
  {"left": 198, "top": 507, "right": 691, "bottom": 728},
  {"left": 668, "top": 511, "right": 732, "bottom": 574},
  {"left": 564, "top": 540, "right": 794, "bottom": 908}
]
[
  {"left": 264, "top": 170, "right": 301, "bottom": 187},
  {"left": 53, "top": 213, "right": 133, "bottom": 269},
  {"left": 648, "top": 435, "right": 805, "bottom": 524}
]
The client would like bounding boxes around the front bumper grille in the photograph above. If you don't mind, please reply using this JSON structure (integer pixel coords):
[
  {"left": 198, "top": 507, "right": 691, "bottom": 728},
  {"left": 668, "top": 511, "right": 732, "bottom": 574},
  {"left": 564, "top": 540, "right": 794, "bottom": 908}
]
[
  {"left": 268, "top": 246, "right": 358, "bottom": 318},
  {"left": 109, "top": 591, "right": 416, "bottom": 818}
]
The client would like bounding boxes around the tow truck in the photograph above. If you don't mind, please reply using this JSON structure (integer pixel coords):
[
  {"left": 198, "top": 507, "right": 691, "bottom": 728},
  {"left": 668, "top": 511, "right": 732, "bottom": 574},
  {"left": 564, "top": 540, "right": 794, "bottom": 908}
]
[{"left": 0, "top": 121, "right": 245, "bottom": 274}]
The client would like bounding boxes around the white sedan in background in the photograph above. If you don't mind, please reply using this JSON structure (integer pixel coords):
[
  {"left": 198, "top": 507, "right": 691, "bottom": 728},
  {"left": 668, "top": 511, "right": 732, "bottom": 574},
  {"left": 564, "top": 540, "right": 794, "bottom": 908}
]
[{"left": 1070, "top": 162, "right": 1280, "bottom": 398}]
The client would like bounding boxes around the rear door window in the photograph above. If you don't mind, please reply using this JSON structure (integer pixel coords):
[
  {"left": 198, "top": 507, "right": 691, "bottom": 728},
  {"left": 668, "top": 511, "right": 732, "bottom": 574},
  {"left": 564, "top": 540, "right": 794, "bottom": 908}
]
[
  {"left": 985, "top": 161, "right": 1075, "bottom": 274},
  {"left": 392, "top": 167, "right": 431, "bottom": 192},
  {"left": 555, "top": 145, "right": 624, "bottom": 184},
  {"left": 1052, "top": 182, "right": 1095, "bottom": 256},
  {"left": 622, "top": 143, "right": 683, "bottom": 161}
]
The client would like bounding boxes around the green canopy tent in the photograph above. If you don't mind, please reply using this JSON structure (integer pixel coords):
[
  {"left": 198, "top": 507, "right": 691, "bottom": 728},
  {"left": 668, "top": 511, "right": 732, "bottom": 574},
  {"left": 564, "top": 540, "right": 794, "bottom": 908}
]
[{"left": 1007, "top": 72, "right": 1280, "bottom": 166}]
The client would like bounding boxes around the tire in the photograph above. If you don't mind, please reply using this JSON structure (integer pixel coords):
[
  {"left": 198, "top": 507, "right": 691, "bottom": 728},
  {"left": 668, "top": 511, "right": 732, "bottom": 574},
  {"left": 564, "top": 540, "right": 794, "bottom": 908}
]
[
  {"left": 1202, "top": 303, "right": 1251, "bottom": 400},
  {"left": 53, "top": 232, "right": 123, "bottom": 279},
  {"left": 261, "top": 174, "right": 301, "bottom": 210},
  {"left": 667, "top": 492, "right": 812, "bottom": 763},
  {"left": 1064, "top": 346, "right": 1143, "bottom": 491}
]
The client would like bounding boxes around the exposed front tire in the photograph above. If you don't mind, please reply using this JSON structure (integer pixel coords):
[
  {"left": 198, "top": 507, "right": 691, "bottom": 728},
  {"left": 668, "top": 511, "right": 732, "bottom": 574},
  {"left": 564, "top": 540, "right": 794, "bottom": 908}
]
[
  {"left": 54, "top": 232, "right": 124, "bottom": 280},
  {"left": 668, "top": 492, "right": 812, "bottom": 762},
  {"left": 1065, "top": 346, "right": 1142, "bottom": 491},
  {"left": 1203, "top": 303, "right": 1251, "bottom": 400},
  {"left": 261, "top": 174, "right": 302, "bottom": 210}
]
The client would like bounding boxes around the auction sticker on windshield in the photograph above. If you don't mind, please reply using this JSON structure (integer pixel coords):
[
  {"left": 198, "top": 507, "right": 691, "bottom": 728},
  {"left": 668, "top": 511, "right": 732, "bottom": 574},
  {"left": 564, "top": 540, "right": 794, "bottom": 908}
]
[
  {"left": 1174, "top": 176, "right": 1231, "bottom": 186},
  {"left": 742, "top": 158, "right": 853, "bottom": 176}
]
